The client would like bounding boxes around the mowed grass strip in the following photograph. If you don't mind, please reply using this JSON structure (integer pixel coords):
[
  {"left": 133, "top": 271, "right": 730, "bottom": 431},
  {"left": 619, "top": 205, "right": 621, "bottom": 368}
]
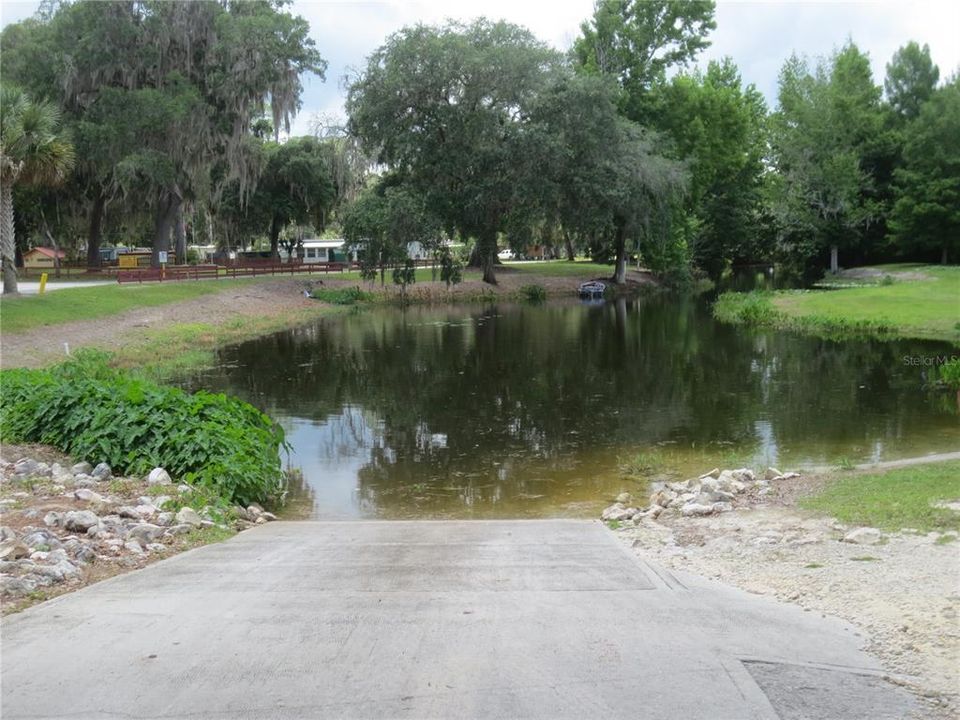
[
  {"left": 800, "top": 461, "right": 960, "bottom": 532},
  {"left": 773, "top": 265, "right": 960, "bottom": 342},
  {"left": 0, "top": 281, "right": 246, "bottom": 334}
]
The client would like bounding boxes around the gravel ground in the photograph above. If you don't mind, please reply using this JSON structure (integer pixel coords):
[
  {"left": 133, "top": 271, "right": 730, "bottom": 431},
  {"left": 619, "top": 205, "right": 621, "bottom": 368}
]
[{"left": 612, "top": 481, "right": 960, "bottom": 718}]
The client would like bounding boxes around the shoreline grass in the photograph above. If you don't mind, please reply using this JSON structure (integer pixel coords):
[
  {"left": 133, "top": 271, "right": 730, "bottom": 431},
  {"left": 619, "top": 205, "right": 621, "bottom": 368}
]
[
  {"left": 800, "top": 461, "right": 960, "bottom": 532},
  {"left": 714, "top": 264, "right": 960, "bottom": 343},
  {"left": 0, "top": 280, "right": 254, "bottom": 335}
]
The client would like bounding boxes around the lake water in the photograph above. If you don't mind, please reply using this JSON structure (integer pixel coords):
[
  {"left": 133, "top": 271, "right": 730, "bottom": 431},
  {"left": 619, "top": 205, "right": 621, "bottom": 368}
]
[{"left": 188, "top": 296, "right": 959, "bottom": 519}]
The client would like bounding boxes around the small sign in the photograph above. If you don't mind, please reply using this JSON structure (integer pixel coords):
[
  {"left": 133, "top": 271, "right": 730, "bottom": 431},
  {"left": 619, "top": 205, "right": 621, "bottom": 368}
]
[{"left": 158, "top": 251, "right": 168, "bottom": 264}]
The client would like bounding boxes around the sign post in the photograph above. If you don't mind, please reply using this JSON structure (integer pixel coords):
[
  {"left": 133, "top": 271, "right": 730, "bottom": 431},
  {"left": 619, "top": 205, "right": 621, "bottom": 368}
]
[
  {"left": 39, "top": 272, "right": 48, "bottom": 295},
  {"left": 158, "top": 250, "right": 168, "bottom": 281}
]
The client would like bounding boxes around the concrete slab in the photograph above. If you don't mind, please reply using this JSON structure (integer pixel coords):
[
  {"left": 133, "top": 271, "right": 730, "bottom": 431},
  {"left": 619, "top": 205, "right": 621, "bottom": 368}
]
[{"left": 0, "top": 520, "right": 915, "bottom": 719}]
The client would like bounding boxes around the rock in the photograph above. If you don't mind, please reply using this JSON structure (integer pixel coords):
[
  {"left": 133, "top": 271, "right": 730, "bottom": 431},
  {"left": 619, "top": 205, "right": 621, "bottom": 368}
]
[
  {"left": 615, "top": 492, "right": 633, "bottom": 505},
  {"left": 175, "top": 507, "right": 203, "bottom": 528},
  {"left": 126, "top": 524, "right": 165, "bottom": 544},
  {"left": 261, "top": 512, "right": 278, "bottom": 522},
  {"left": 91, "top": 463, "right": 112, "bottom": 481},
  {"left": 64, "top": 510, "right": 100, "bottom": 532},
  {"left": 600, "top": 503, "right": 636, "bottom": 522},
  {"left": 843, "top": 527, "right": 883, "bottom": 545},
  {"left": 117, "top": 506, "right": 140, "bottom": 519},
  {"left": 164, "top": 524, "right": 194, "bottom": 537},
  {"left": 43, "top": 512, "right": 64, "bottom": 528},
  {"left": 255, "top": 516, "right": 267, "bottom": 525},
  {"left": 700, "top": 477, "right": 720, "bottom": 493},
  {"left": 151, "top": 496, "right": 172, "bottom": 509},
  {"left": 176, "top": 484, "right": 192, "bottom": 495},
  {"left": 780, "top": 471, "right": 801, "bottom": 480},
  {"left": 22, "top": 530, "right": 60, "bottom": 550},
  {"left": 731, "top": 468, "right": 755, "bottom": 483},
  {"left": 13, "top": 458, "right": 40, "bottom": 476},
  {"left": 71, "top": 461, "right": 94, "bottom": 475},
  {"left": 146, "top": 543, "right": 167, "bottom": 553},
  {"left": 35, "top": 462, "right": 52, "bottom": 477},
  {"left": 1, "top": 575, "right": 36, "bottom": 595},
  {"left": 0, "top": 526, "right": 16, "bottom": 542},
  {"left": 74, "top": 488, "right": 105, "bottom": 503},
  {"left": 73, "top": 476, "right": 98, "bottom": 488},
  {"left": 247, "top": 504, "right": 264, "bottom": 518},
  {"left": 0, "top": 540, "right": 31, "bottom": 560},
  {"left": 75, "top": 546, "right": 97, "bottom": 564},
  {"left": 764, "top": 467, "right": 783, "bottom": 481},
  {"left": 232, "top": 505, "right": 250, "bottom": 521},
  {"left": 124, "top": 541, "right": 144, "bottom": 555},
  {"left": 699, "top": 468, "right": 721, "bottom": 480},
  {"left": 147, "top": 467, "right": 172, "bottom": 485},
  {"left": 133, "top": 504, "right": 158, "bottom": 519},
  {"left": 156, "top": 512, "right": 175, "bottom": 527},
  {"left": 681, "top": 501, "right": 733, "bottom": 517},
  {"left": 681, "top": 503, "right": 716, "bottom": 517}
]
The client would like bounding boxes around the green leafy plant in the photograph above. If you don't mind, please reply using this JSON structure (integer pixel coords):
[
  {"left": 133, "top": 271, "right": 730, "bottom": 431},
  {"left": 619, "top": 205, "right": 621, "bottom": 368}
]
[
  {"left": 311, "top": 286, "right": 373, "bottom": 305},
  {"left": 439, "top": 249, "right": 463, "bottom": 289},
  {"left": 938, "top": 358, "right": 960, "bottom": 390},
  {"left": 518, "top": 284, "right": 547, "bottom": 303},
  {"left": 0, "top": 350, "right": 286, "bottom": 505}
]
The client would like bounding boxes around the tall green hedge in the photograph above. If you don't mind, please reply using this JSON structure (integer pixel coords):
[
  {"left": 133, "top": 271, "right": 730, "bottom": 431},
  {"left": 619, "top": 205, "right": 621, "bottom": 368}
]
[{"left": 0, "top": 351, "right": 286, "bottom": 506}]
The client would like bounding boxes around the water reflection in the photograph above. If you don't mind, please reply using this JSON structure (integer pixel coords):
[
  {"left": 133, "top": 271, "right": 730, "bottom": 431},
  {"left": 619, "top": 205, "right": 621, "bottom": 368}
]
[{"left": 187, "top": 297, "right": 958, "bottom": 518}]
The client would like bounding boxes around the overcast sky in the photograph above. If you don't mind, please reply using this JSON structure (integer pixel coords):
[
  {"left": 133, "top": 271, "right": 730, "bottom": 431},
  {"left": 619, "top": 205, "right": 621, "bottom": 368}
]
[{"left": 2, "top": 1, "right": 958, "bottom": 136}]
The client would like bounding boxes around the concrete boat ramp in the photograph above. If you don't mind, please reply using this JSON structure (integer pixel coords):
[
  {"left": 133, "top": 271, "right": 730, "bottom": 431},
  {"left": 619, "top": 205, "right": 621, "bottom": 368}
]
[{"left": 1, "top": 520, "right": 916, "bottom": 719}]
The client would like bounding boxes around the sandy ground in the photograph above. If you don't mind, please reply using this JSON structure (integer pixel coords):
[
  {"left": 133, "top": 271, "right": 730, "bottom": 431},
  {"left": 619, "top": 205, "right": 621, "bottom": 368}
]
[{"left": 613, "top": 476, "right": 960, "bottom": 718}]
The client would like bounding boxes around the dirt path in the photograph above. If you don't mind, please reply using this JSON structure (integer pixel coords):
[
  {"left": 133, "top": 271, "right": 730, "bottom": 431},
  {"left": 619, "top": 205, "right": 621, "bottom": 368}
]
[{"left": 1, "top": 278, "right": 320, "bottom": 369}]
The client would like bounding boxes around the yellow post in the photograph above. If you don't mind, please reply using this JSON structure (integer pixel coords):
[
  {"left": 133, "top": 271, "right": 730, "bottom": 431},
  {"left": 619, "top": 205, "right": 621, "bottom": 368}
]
[{"left": 39, "top": 273, "right": 48, "bottom": 295}]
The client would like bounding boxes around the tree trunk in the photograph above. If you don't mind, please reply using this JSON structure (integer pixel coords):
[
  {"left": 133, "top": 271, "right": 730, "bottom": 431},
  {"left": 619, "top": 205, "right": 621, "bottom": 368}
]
[
  {"left": 1, "top": 182, "right": 19, "bottom": 295},
  {"left": 151, "top": 193, "right": 181, "bottom": 267},
  {"left": 564, "top": 231, "right": 575, "bottom": 262},
  {"left": 478, "top": 228, "right": 498, "bottom": 285},
  {"left": 86, "top": 192, "right": 106, "bottom": 268},
  {"left": 174, "top": 204, "right": 187, "bottom": 264},
  {"left": 942, "top": 244, "right": 949, "bottom": 265},
  {"left": 829, "top": 245, "right": 839, "bottom": 274},
  {"left": 612, "top": 220, "right": 627, "bottom": 285},
  {"left": 269, "top": 214, "right": 282, "bottom": 260}
]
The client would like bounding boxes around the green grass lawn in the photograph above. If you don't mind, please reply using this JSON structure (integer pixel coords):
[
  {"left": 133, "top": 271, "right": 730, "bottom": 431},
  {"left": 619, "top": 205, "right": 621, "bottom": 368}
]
[
  {"left": 504, "top": 260, "right": 615, "bottom": 277},
  {"left": 800, "top": 461, "right": 960, "bottom": 532},
  {"left": 773, "top": 265, "right": 959, "bottom": 342},
  {"left": 0, "top": 281, "right": 247, "bottom": 334}
]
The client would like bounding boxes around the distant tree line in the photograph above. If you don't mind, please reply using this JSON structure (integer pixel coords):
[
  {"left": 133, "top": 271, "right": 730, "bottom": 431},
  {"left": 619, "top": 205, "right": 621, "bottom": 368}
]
[{"left": 1, "top": 0, "right": 957, "bottom": 294}]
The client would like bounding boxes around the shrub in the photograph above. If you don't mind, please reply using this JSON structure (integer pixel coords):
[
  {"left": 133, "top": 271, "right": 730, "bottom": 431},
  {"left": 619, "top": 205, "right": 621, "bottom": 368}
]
[
  {"left": 518, "top": 284, "right": 547, "bottom": 303},
  {"left": 0, "top": 351, "right": 286, "bottom": 506},
  {"left": 939, "top": 358, "right": 960, "bottom": 390},
  {"left": 713, "top": 291, "right": 780, "bottom": 326},
  {"left": 311, "top": 286, "right": 373, "bottom": 305}
]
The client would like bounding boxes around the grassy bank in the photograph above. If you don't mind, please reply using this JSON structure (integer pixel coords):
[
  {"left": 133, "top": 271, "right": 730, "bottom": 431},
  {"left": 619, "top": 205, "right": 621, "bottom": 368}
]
[
  {"left": 112, "top": 305, "right": 342, "bottom": 381},
  {"left": 0, "top": 281, "right": 247, "bottom": 334},
  {"left": 714, "top": 265, "right": 960, "bottom": 343},
  {"left": 801, "top": 461, "right": 960, "bottom": 533}
]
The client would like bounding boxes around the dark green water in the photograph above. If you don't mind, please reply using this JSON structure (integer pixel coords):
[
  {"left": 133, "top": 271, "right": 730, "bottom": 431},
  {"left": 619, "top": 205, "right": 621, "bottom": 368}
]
[{"left": 189, "top": 296, "right": 958, "bottom": 519}]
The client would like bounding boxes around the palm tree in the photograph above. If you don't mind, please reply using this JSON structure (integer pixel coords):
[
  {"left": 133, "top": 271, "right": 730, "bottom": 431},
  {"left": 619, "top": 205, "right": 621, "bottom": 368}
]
[{"left": 1, "top": 85, "right": 75, "bottom": 295}]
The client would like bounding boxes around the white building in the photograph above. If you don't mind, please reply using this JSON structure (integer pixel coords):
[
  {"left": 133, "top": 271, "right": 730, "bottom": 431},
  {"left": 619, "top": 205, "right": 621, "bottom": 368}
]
[{"left": 279, "top": 239, "right": 357, "bottom": 264}]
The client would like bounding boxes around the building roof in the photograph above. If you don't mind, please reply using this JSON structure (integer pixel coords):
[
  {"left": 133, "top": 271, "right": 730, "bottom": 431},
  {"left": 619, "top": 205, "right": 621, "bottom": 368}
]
[
  {"left": 25, "top": 247, "right": 66, "bottom": 259},
  {"left": 301, "top": 239, "right": 346, "bottom": 248}
]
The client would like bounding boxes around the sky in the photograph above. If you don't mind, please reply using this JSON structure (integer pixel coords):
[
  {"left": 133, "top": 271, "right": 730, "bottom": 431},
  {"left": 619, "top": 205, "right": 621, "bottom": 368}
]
[{"left": 2, "top": 0, "right": 958, "bottom": 136}]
